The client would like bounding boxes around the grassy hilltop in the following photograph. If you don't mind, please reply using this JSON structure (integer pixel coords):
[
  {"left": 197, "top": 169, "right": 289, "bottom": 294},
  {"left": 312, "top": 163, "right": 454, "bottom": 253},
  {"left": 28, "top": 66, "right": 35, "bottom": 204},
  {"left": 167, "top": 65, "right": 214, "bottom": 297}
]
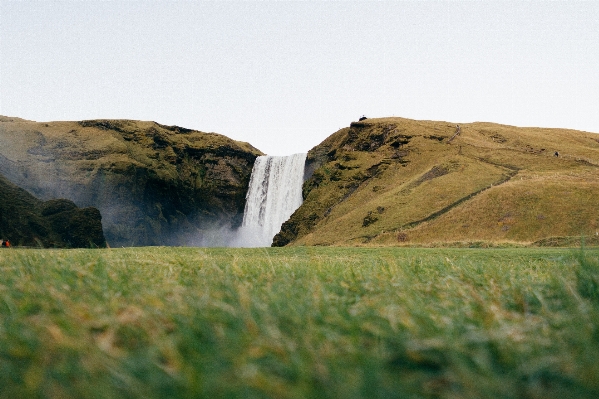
[
  {"left": 0, "top": 116, "right": 262, "bottom": 246},
  {"left": 275, "top": 117, "right": 599, "bottom": 247}
]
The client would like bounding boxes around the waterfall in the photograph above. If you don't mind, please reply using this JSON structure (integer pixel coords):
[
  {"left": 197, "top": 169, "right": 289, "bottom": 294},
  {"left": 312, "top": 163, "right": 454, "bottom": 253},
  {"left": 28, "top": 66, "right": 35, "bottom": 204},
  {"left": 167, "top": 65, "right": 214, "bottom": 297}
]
[{"left": 233, "top": 153, "right": 307, "bottom": 247}]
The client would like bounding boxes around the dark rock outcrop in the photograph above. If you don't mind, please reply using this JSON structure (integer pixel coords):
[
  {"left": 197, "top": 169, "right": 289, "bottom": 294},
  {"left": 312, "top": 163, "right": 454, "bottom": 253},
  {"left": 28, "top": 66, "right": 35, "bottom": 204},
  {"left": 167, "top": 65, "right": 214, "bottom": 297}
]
[
  {"left": 0, "top": 174, "right": 105, "bottom": 247},
  {"left": 0, "top": 117, "right": 263, "bottom": 246}
]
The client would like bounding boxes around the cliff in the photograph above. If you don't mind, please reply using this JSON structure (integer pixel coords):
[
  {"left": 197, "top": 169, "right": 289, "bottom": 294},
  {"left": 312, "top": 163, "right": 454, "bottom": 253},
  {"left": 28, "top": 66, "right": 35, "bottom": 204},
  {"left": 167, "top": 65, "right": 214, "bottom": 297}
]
[{"left": 0, "top": 116, "right": 262, "bottom": 246}]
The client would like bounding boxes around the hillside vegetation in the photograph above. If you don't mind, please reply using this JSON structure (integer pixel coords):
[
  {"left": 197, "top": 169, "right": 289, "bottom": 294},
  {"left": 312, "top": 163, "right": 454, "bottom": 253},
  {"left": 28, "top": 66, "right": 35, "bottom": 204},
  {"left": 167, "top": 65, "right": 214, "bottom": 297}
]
[
  {"left": 0, "top": 172, "right": 105, "bottom": 247},
  {"left": 0, "top": 116, "right": 262, "bottom": 246},
  {"left": 274, "top": 117, "right": 599, "bottom": 247}
]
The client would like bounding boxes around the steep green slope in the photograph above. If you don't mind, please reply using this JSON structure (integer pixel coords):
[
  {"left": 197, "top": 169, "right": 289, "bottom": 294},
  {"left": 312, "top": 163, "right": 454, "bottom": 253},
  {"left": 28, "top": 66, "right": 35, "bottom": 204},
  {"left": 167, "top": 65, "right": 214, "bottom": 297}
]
[
  {"left": 0, "top": 117, "right": 262, "bottom": 246},
  {"left": 274, "top": 117, "right": 599, "bottom": 246},
  {"left": 0, "top": 172, "right": 105, "bottom": 247}
]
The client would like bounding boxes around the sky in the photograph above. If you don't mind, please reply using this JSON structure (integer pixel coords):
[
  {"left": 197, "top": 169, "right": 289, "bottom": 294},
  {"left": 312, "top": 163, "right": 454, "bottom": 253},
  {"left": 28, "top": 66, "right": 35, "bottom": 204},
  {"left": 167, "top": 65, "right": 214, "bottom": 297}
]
[{"left": 1, "top": 1, "right": 598, "bottom": 156}]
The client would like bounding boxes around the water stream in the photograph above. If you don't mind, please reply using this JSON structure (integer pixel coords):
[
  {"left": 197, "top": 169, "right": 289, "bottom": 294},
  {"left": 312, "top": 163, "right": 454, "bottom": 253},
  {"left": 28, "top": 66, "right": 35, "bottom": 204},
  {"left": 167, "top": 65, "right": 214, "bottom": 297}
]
[{"left": 233, "top": 153, "right": 306, "bottom": 247}]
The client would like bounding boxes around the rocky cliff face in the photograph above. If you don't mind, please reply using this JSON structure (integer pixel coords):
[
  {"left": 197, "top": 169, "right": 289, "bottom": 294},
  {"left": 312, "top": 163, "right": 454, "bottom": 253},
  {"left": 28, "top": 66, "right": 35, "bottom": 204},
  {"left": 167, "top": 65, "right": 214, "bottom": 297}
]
[
  {"left": 0, "top": 173, "right": 105, "bottom": 247},
  {"left": 0, "top": 116, "right": 262, "bottom": 246}
]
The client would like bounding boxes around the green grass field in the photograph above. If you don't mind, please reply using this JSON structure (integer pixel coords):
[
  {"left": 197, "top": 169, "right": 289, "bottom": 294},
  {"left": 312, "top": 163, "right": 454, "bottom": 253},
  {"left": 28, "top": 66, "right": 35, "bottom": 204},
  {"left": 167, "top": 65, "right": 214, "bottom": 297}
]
[{"left": 1, "top": 247, "right": 599, "bottom": 398}]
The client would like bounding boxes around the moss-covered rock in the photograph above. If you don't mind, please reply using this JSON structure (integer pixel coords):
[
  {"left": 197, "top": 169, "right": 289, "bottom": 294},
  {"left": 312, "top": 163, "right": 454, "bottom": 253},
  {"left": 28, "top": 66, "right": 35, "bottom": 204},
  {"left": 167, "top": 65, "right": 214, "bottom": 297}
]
[
  {"left": 0, "top": 173, "right": 105, "bottom": 247},
  {"left": 0, "top": 117, "right": 262, "bottom": 246},
  {"left": 41, "top": 199, "right": 78, "bottom": 216}
]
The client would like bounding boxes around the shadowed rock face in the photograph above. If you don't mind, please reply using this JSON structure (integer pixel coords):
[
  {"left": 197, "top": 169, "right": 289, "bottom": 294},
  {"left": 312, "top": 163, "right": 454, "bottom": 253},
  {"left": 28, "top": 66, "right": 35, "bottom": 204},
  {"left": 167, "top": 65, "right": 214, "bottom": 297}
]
[
  {"left": 0, "top": 117, "right": 263, "bottom": 246},
  {"left": 0, "top": 174, "right": 105, "bottom": 247}
]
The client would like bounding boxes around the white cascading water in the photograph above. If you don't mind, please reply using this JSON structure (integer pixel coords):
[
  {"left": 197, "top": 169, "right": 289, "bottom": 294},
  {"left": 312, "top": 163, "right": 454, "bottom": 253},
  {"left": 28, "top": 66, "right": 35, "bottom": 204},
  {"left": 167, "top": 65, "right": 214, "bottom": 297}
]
[{"left": 233, "top": 153, "right": 307, "bottom": 247}]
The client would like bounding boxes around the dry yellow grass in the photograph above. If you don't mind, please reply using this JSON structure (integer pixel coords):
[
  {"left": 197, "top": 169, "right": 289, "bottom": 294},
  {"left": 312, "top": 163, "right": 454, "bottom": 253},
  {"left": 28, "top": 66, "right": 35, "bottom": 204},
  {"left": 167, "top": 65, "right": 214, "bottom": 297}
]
[{"left": 278, "top": 117, "right": 599, "bottom": 247}]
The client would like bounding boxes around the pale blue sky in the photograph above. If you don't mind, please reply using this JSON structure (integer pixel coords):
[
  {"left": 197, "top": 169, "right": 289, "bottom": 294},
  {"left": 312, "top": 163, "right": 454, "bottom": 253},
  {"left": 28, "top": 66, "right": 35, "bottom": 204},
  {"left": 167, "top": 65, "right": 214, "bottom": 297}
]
[{"left": 1, "top": 1, "right": 598, "bottom": 155}]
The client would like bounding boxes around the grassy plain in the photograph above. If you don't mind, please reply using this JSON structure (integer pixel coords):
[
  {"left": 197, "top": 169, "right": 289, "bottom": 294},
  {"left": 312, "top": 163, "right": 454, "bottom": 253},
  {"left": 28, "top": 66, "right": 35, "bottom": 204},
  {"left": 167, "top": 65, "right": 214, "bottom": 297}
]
[{"left": 1, "top": 246, "right": 599, "bottom": 398}]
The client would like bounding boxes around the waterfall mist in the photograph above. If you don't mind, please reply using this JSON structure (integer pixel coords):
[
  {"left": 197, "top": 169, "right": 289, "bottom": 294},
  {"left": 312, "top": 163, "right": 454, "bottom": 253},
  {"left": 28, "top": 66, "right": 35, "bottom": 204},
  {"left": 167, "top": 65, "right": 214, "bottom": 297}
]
[{"left": 231, "top": 153, "right": 307, "bottom": 247}]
